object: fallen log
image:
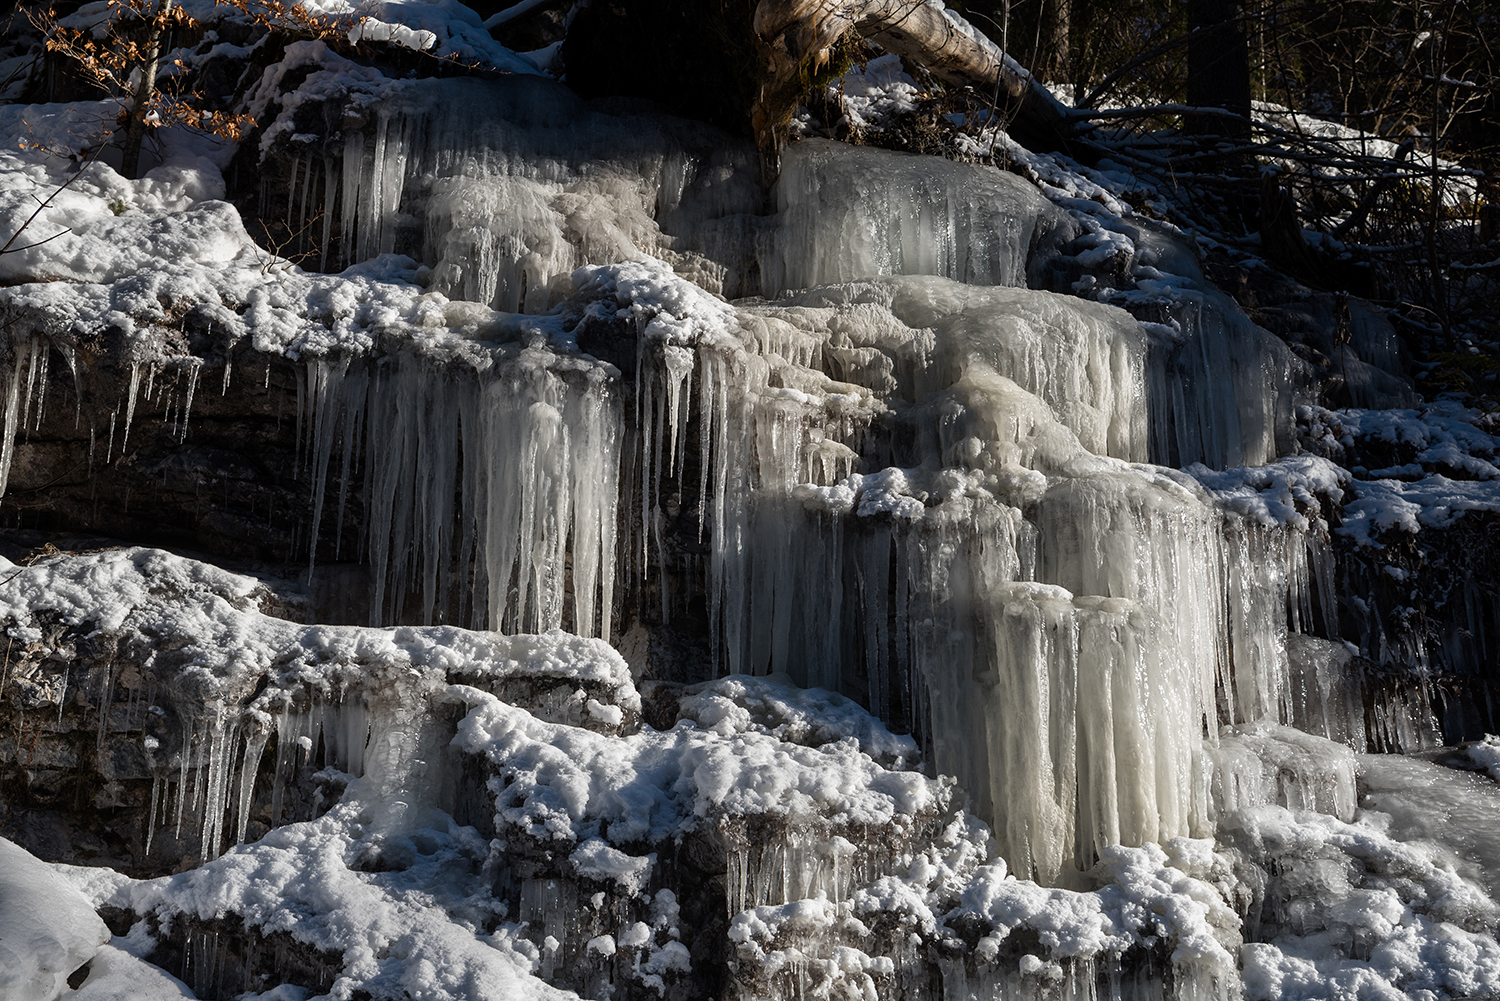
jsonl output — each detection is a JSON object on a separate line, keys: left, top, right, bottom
{"left": 752, "top": 0, "right": 1073, "bottom": 163}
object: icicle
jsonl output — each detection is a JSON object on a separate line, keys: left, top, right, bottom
{"left": 120, "top": 364, "right": 142, "bottom": 452}
{"left": 269, "top": 706, "right": 295, "bottom": 828}
{"left": 233, "top": 728, "right": 270, "bottom": 846}
{"left": 662, "top": 345, "right": 693, "bottom": 476}
{"left": 20, "top": 339, "right": 39, "bottom": 440}
{"left": 95, "top": 662, "right": 115, "bottom": 757}
{"left": 286, "top": 154, "right": 304, "bottom": 225}
{"left": 145, "top": 775, "right": 161, "bottom": 856}
{"left": 179, "top": 362, "right": 200, "bottom": 441}
{"left": 173, "top": 721, "right": 193, "bottom": 841}
{"left": 28, "top": 341, "right": 49, "bottom": 433}
{"left": 197, "top": 715, "right": 233, "bottom": 859}
{"left": 0, "top": 341, "right": 31, "bottom": 496}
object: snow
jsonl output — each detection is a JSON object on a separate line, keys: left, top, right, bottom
{"left": 830, "top": 54, "right": 922, "bottom": 133}
{"left": 1293, "top": 402, "right": 1500, "bottom": 546}
{"left": 1358, "top": 754, "right": 1500, "bottom": 898}
{"left": 1340, "top": 474, "right": 1500, "bottom": 546}
{"left": 68, "top": 798, "right": 577, "bottom": 1001}
{"left": 0, "top": 106, "right": 504, "bottom": 367}
{"left": 254, "top": 0, "right": 541, "bottom": 74}
{"left": 956, "top": 840, "right": 1239, "bottom": 968}
{"left": 1464, "top": 735, "right": 1500, "bottom": 782}
{"left": 1300, "top": 402, "right": 1500, "bottom": 481}
{"left": 451, "top": 685, "right": 944, "bottom": 843}
{"left": 678, "top": 674, "right": 921, "bottom": 768}
{"left": 0, "top": 838, "right": 110, "bottom": 1001}
{"left": 1190, "top": 455, "right": 1349, "bottom": 530}
{"left": 64, "top": 943, "right": 196, "bottom": 1000}
{"left": 0, "top": 547, "right": 636, "bottom": 706}
{"left": 1227, "top": 803, "right": 1500, "bottom": 1001}
{"left": 568, "top": 839, "right": 654, "bottom": 896}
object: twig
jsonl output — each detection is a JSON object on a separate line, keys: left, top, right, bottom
{"left": 0, "top": 142, "right": 104, "bottom": 256}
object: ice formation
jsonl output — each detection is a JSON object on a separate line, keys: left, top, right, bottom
{"left": 578, "top": 258, "right": 1340, "bottom": 885}
{"left": 249, "top": 48, "right": 765, "bottom": 307}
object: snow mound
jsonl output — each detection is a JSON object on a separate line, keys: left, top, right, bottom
{"left": 0, "top": 838, "right": 110, "bottom": 1001}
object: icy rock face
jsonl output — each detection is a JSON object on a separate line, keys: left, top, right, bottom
{"left": 7, "top": 63, "right": 1497, "bottom": 999}
{"left": 1283, "top": 634, "right": 1445, "bottom": 754}
{"left": 761, "top": 139, "right": 1077, "bottom": 296}
{"left": 1124, "top": 228, "right": 1304, "bottom": 470}
{"left": 1298, "top": 402, "right": 1500, "bottom": 691}
{"left": 0, "top": 547, "right": 639, "bottom": 873}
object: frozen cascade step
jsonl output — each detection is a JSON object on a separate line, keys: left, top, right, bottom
{"left": 0, "top": 547, "right": 641, "bottom": 872}
{"left": 1215, "top": 757, "right": 1500, "bottom": 1000}
{"left": 1209, "top": 721, "right": 1359, "bottom": 823}
{"left": 1357, "top": 753, "right": 1500, "bottom": 897}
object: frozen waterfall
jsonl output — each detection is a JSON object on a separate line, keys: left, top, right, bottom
{"left": 259, "top": 72, "right": 1359, "bottom": 889}
{"left": 3, "top": 55, "right": 1483, "bottom": 1001}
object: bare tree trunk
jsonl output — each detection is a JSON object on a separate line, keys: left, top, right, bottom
{"left": 1037, "top": 0, "right": 1069, "bottom": 85}
{"left": 753, "top": 0, "right": 1070, "bottom": 164}
{"left": 120, "top": 0, "right": 171, "bottom": 180}
{"left": 1186, "top": 0, "right": 1250, "bottom": 139}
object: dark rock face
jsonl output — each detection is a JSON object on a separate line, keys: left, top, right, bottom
{"left": 2, "top": 335, "right": 348, "bottom": 569}
{"left": 132, "top": 913, "right": 344, "bottom": 1001}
